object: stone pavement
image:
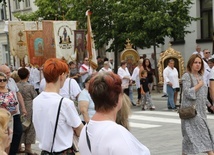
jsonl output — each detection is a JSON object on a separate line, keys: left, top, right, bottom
{"left": 19, "top": 91, "right": 214, "bottom": 155}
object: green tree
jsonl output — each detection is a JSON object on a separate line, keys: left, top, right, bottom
{"left": 66, "top": 0, "right": 197, "bottom": 73}
{"left": 14, "top": 0, "right": 198, "bottom": 74}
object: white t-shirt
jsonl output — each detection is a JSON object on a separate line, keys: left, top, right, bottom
{"left": 79, "top": 120, "right": 150, "bottom": 155}
{"left": 203, "top": 60, "right": 211, "bottom": 86}
{"left": 192, "top": 51, "right": 204, "bottom": 58}
{"left": 59, "top": 78, "right": 81, "bottom": 101}
{"left": 131, "top": 66, "right": 140, "bottom": 88}
{"left": 149, "top": 58, "right": 155, "bottom": 69}
{"left": 117, "top": 67, "right": 131, "bottom": 89}
{"left": 32, "top": 68, "right": 41, "bottom": 89}
{"left": 39, "top": 78, "right": 46, "bottom": 93}
{"left": 209, "top": 67, "right": 214, "bottom": 81}
{"left": 78, "top": 89, "right": 96, "bottom": 121}
{"left": 79, "top": 64, "right": 93, "bottom": 83}
{"left": 33, "top": 92, "right": 82, "bottom": 152}
{"left": 99, "top": 67, "right": 112, "bottom": 73}
{"left": 39, "top": 78, "right": 81, "bottom": 100}
{"left": 163, "top": 66, "right": 179, "bottom": 89}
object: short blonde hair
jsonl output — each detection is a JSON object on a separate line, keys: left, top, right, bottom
{"left": 103, "top": 61, "right": 109, "bottom": 66}
{"left": 0, "top": 109, "right": 11, "bottom": 145}
{"left": 116, "top": 94, "right": 131, "bottom": 130}
{"left": 11, "top": 71, "right": 21, "bottom": 83}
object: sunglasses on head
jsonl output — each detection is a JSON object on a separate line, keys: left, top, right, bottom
{"left": 0, "top": 79, "right": 7, "bottom": 82}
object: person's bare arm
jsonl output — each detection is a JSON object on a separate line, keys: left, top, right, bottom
{"left": 210, "top": 80, "right": 214, "bottom": 102}
{"left": 139, "top": 67, "right": 144, "bottom": 79}
{"left": 140, "top": 85, "right": 145, "bottom": 95}
{"left": 79, "top": 101, "right": 90, "bottom": 123}
{"left": 16, "top": 92, "right": 27, "bottom": 115}
{"left": 73, "top": 123, "right": 84, "bottom": 137}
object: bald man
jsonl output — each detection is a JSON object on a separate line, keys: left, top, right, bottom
{"left": 0, "top": 65, "right": 27, "bottom": 155}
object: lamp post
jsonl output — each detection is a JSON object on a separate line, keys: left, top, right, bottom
{"left": 3, "top": 21, "right": 11, "bottom": 65}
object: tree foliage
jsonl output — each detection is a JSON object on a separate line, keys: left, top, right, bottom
{"left": 14, "top": 0, "right": 198, "bottom": 54}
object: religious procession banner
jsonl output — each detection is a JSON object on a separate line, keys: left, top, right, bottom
{"left": 74, "top": 30, "right": 86, "bottom": 63}
{"left": 25, "top": 30, "right": 46, "bottom": 66}
{"left": 86, "top": 10, "right": 97, "bottom": 69}
{"left": 24, "top": 21, "right": 43, "bottom": 30}
{"left": 8, "top": 21, "right": 43, "bottom": 61}
{"left": 8, "top": 21, "right": 27, "bottom": 59}
{"left": 42, "top": 20, "right": 56, "bottom": 59}
{"left": 53, "top": 21, "right": 77, "bottom": 62}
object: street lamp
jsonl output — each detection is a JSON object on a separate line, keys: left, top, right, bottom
{"left": 3, "top": 21, "right": 11, "bottom": 65}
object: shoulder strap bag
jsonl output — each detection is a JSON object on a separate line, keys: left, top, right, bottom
{"left": 178, "top": 73, "right": 197, "bottom": 119}
{"left": 86, "top": 125, "right": 92, "bottom": 153}
{"left": 50, "top": 97, "right": 64, "bottom": 153}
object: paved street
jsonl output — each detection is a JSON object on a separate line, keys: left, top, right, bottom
{"left": 22, "top": 92, "right": 214, "bottom": 155}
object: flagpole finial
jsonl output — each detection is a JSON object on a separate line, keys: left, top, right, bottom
{"left": 86, "top": 10, "right": 92, "bottom": 16}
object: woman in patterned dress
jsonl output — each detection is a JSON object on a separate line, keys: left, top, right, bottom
{"left": 17, "top": 68, "right": 37, "bottom": 155}
{"left": 181, "top": 54, "right": 214, "bottom": 155}
{"left": 0, "top": 72, "right": 17, "bottom": 154}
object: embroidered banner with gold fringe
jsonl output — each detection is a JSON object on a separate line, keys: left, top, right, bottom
{"left": 8, "top": 21, "right": 27, "bottom": 59}
{"left": 53, "top": 21, "right": 77, "bottom": 62}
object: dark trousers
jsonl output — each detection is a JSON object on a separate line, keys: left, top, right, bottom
{"left": 137, "top": 88, "right": 141, "bottom": 100}
{"left": 9, "top": 114, "right": 23, "bottom": 155}
{"left": 124, "top": 88, "right": 129, "bottom": 96}
{"left": 207, "top": 87, "right": 213, "bottom": 113}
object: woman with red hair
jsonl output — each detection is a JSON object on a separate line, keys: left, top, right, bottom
{"left": 78, "top": 72, "right": 150, "bottom": 155}
{"left": 33, "top": 58, "right": 83, "bottom": 155}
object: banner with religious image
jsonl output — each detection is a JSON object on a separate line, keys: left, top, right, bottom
{"left": 42, "top": 20, "right": 56, "bottom": 59}
{"left": 53, "top": 21, "right": 77, "bottom": 62}
{"left": 74, "top": 30, "right": 86, "bottom": 63}
{"left": 25, "top": 30, "right": 46, "bottom": 66}
{"left": 8, "top": 21, "right": 27, "bottom": 59}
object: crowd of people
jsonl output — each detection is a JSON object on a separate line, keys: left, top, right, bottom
{"left": 0, "top": 45, "right": 214, "bottom": 154}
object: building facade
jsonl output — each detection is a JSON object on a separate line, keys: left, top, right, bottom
{"left": 0, "top": 0, "right": 37, "bottom": 68}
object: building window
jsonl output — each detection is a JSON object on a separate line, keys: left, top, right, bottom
{"left": 14, "top": 0, "right": 20, "bottom": 10}
{"left": 200, "top": 0, "right": 213, "bottom": 39}
{"left": 25, "top": 0, "right": 30, "bottom": 8}
{"left": 3, "top": 45, "right": 9, "bottom": 64}
{"left": 0, "top": 4, "right": 6, "bottom": 20}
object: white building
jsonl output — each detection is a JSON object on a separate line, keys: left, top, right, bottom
{"left": 0, "top": 0, "right": 37, "bottom": 68}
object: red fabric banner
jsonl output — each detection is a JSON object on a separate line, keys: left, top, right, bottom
{"left": 42, "top": 20, "right": 56, "bottom": 59}
{"left": 25, "top": 30, "right": 46, "bottom": 66}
